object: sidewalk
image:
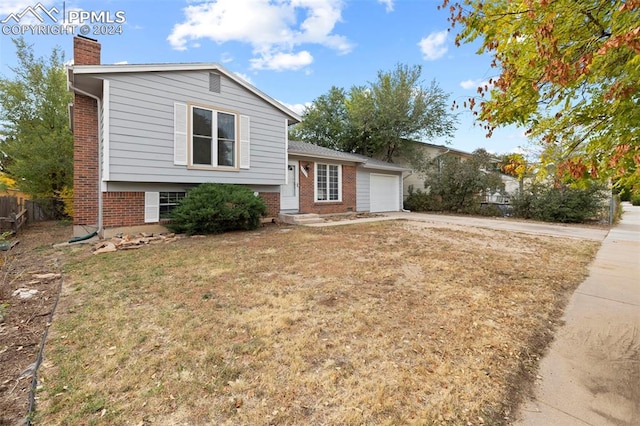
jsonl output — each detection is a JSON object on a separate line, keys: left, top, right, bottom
{"left": 515, "top": 203, "right": 640, "bottom": 425}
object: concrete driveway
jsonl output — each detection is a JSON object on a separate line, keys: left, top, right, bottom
{"left": 309, "top": 211, "right": 610, "bottom": 241}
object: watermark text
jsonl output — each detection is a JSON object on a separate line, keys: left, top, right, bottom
{"left": 1, "top": 2, "right": 126, "bottom": 36}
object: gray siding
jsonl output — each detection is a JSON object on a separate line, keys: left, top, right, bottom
{"left": 356, "top": 168, "right": 370, "bottom": 212}
{"left": 103, "top": 70, "right": 288, "bottom": 185}
{"left": 356, "top": 168, "right": 403, "bottom": 212}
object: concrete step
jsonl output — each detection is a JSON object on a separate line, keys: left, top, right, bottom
{"left": 294, "top": 216, "right": 325, "bottom": 225}
{"left": 278, "top": 213, "right": 324, "bottom": 225}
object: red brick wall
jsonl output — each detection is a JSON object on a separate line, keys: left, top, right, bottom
{"left": 259, "top": 192, "right": 280, "bottom": 217}
{"left": 100, "top": 190, "right": 278, "bottom": 228}
{"left": 73, "top": 36, "right": 102, "bottom": 228}
{"left": 299, "top": 161, "right": 356, "bottom": 214}
{"left": 102, "top": 192, "right": 145, "bottom": 227}
{"left": 74, "top": 36, "right": 101, "bottom": 65}
{"left": 73, "top": 94, "right": 99, "bottom": 226}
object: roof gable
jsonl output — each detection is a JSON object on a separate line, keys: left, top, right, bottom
{"left": 68, "top": 62, "right": 301, "bottom": 124}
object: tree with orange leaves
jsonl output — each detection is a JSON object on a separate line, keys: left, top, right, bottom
{"left": 443, "top": 0, "right": 639, "bottom": 187}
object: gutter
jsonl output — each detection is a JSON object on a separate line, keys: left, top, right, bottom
{"left": 68, "top": 83, "right": 103, "bottom": 237}
{"left": 288, "top": 152, "right": 367, "bottom": 164}
{"left": 361, "top": 163, "right": 411, "bottom": 173}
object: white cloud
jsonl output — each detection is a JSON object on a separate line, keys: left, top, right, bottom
{"left": 460, "top": 79, "right": 493, "bottom": 90}
{"left": 114, "top": 61, "right": 129, "bottom": 65}
{"left": 250, "top": 50, "right": 313, "bottom": 71}
{"left": 167, "top": 0, "right": 352, "bottom": 71}
{"left": 418, "top": 30, "right": 448, "bottom": 61}
{"left": 0, "top": 0, "right": 37, "bottom": 16}
{"left": 233, "top": 71, "right": 253, "bottom": 85}
{"left": 220, "top": 52, "right": 233, "bottom": 63}
{"left": 460, "top": 79, "right": 478, "bottom": 90}
{"left": 282, "top": 101, "right": 312, "bottom": 116}
{"left": 378, "top": 0, "right": 394, "bottom": 12}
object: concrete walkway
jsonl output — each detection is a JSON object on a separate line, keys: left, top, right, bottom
{"left": 515, "top": 203, "right": 640, "bottom": 425}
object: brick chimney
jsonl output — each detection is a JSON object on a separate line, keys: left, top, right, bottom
{"left": 73, "top": 35, "right": 101, "bottom": 65}
{"left": 72, "top": 36, "right": 101, "bottom": 235}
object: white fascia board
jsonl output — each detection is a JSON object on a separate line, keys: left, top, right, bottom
{"left": 361, "top": 163, "right": 412, "bottom": 173}
{"left": 288, "top": 152, "right": 367, "bottom": 164}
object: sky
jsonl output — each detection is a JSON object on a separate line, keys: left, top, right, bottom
{"left": 0, "top": 0, "right": 531, "bottom": 155}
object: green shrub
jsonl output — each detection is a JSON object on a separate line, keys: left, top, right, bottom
{"left": 167, "top": 183, "right": 267, "bottom": 235}
{"left": 403, "top": 186, "right": 442, "bottom": 212}
{"left": 478, "top": 203, "right": 505, "bottom": 217}
{"left": 618, "top": 187, "right": 632, "bottom": 202}
{"left": 631, "top": 194, "right": 640, "bottom": 206}
{"left": 511, "top": 183, "right": 608, "bottom": 223}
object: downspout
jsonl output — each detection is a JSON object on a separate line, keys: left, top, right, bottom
{"left": 401, "top": 170, "right": 413, "bottom": 212}
{"left": 69, "top": 83, "right": 103, "bottom": 237}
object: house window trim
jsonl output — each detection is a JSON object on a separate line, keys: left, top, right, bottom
{"left": 187, "top": 102, "right": 240, "bottom": 171}
{"left": 314, "top": 163, "right": 342, "bottom": 202}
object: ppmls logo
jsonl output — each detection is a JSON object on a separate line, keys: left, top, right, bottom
{"left": 2, "top": 2, "right": 126, "bottom": 36}
{"left": 1, "top": 2, "right": 59, "bottom": 24}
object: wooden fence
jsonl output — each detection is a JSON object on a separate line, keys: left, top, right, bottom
{"left": 0, "top": 196, "right": 50, "bottom": 234}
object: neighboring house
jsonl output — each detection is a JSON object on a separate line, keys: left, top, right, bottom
{"left": 285, "top": 141, "right": 409, "bottom": 215}
{"left": 397, "top": 140, "right": 472, "bottom": 199}
{"left": 398, "top": 140, "right": 519, "bottom": 204}
{"left": 68, "top": 36, "right": 407, "bottom": 238}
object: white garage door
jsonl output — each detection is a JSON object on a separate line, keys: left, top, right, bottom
{"left": 370, "top": 174, "right": 400, "bottom": 212}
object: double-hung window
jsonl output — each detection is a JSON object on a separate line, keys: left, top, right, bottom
{"left": 316, "top": 163, "right": 341, "bottom": 202}
{"left": 192, "top": 106, "right": 236, "bottom": 167}
{"left": 159, "top": 192, "right": 186, "bottom": 219}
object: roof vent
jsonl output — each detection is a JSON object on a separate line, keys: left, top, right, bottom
{"left": 209, "top": 72, "right": 221, "bottom": 93}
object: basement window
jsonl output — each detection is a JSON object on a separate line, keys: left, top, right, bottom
{"left": 159, "top": 192, "right": 186, "bottom": 219}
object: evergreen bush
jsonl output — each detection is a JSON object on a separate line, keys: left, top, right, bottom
{"left": 510, "top": 183, "right": 608, "bottom": 223}
{"left": 167, "top": 183, "right": 266, "bottom": 235}
{"left": 404, "top": 186, "right": 442, "bottom": 212}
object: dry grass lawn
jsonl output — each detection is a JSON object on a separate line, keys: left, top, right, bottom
{"left": 35, "top": 221, "right": 598, "bottom": 425}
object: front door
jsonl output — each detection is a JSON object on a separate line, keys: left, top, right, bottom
{"left": 280, "top": 160, "right": 299, "bottom": 211}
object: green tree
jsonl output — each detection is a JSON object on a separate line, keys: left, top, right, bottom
{"left": 289, "top": 86, "right": 356, "bottom": 151}
{"left": 443, "top": 0, "right": 639, "bottom": 187}
{"left": 290, "top": 63, "right": 457, "bottom": 164}
{"left": 0, "top": 38, "right": 73, "bottom": 212}
{"left": 406, "top": 148, "right": 504, "bottom": 213}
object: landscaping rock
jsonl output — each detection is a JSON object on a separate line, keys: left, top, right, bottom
{"left": 93, "top": 242, "right": 117, "bottom": 255}
{"left": 12, "top": 288, "right": 38, "bottom": 299}
{"left": 91, "top": 232, "right": 181, "bottom": 254}
{"left": 32, "top": 273, "right": 61, "bottom": 280}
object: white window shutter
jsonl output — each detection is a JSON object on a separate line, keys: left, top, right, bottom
{"left": 174, "top": 103, "right": 187, "bottom": 165}
{"left": 239, "top": 115, "right": 250, "bottom": 169}
{"left": 144, "top": 192, "right": 160, "bottom": 223}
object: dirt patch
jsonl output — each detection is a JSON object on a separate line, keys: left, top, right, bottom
{"left": 0, "top": 221, "right": 73, "bottom": 425}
